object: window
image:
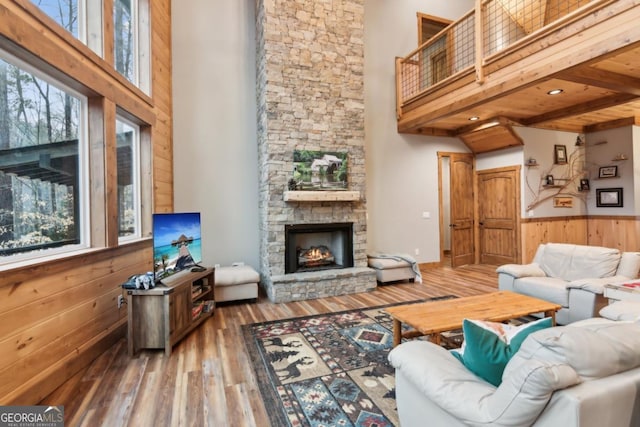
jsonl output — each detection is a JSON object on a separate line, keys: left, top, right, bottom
{"left": 30, "top": 0, "right": 82, "bottom": 39}
{"left": 116, "top": 117, "right": 140, "bottom": 240}
{"left": 0, "top": 52, "right": 87, "bottom": 263}
{"left": 114, "top": 0, "right": 137, "bottom": 85}
{"left": 32, "top": 0, "right": 150, "bottom": 93}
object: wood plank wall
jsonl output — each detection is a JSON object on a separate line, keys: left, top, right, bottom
{"left": 521, "top": 216, "right": 588, "bottom": 263}
{"left": 521, "top": 216, "right": 640, "bottom": 263}
{"left": 0, "top": 0, "right": 172, "bottom": 404}
{"left": 587, "top": 216, "right": 640, "bottom": 252}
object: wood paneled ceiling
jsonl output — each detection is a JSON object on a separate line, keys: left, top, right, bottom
{"left": 397, "top": 2, "right": 640, "bottom": 153}
{"left": 402, "top": 46, "right": 640, "bottom": 133}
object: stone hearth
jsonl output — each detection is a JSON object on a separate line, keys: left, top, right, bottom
{"left": 256, "top": 0, "right": 376, "bottom": 303}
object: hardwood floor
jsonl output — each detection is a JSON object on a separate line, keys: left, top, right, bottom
{"left": 41, "top": 263, "right": 498, "bottom": 426}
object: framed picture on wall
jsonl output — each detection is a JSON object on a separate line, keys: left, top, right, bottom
{"left": 596, "top": 187, "right": 623, "bottom": 207}
{"left": 579, "top": 179, "right": 590, "bottom": 191}
{"left": 554, "top": 144, "right": 567, "bottom": 164}
{"left": 553, "top": 196, "right": 573, "bottom": 208}
{"left": 598, "top": 166, "right": 617, "bottom": 178}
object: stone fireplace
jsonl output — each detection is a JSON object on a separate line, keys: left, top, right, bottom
{"left": 256, "top": 0, "right": 376, "bottom": 303}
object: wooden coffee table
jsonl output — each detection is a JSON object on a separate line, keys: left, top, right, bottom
{"left": 385, "top": 291, "right": 561, "bottom": 347}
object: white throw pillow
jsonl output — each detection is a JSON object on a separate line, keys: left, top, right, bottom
{"left": 505, "top": 321, "right": 640, "bottom": 380}
{"left": 599, "top": 301, "right": 640, "bottom": 321}
{"left": 616, "top": 252, "right": 640, "bottom": 278}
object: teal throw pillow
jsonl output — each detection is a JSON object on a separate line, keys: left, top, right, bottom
{"left": 453, "top": 317, "right": 553, "bottom": 386}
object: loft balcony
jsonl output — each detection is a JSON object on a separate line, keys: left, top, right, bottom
{"left": 395, "top": 0, "right": 640, "bottom": 153}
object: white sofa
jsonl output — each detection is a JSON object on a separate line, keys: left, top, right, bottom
{"left": 497, "top": 243, "right": 640, "bottom": 324}
{"left": 389, "top": 318, "right": 640, "bottom": 427}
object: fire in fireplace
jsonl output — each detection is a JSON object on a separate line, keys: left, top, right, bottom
{"left": 298, "top": 245, "right": 335, "bottom": 268}
{"left": 285, "top": 223, "right": 354, "bottom": 274}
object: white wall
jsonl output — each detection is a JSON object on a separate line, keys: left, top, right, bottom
{"left": 476, "top": 146, "right": 523, "bottom": 171}
{"left": 516, "top": 127, "right": 587, "bottom": 218}
{"left": 172, "top": 1, "right": 260, "bottom": 268}
{"left": 586, "top": 127, "right": 635, "bottom": 215}
{"left": 171, "top": 0, "right": 475, "bottom": 267}
{"left": 364, "top": 0, "right": 473, "bottom": 263}
{"left": 171, "top": 1, "right": 635, "bottom": 269}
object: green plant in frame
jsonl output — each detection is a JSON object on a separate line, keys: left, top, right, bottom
{"left": 292, "top": 150, "right": 348, "bottom": 190}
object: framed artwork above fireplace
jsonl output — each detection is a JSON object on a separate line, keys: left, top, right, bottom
{"left": 292, "top": 150, "right": 348, "bottom": 191}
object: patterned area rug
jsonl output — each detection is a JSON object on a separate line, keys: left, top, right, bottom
{"left": 242, "top": 297, "right": 455, "bottom": 427}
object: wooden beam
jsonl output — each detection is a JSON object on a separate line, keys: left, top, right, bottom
{"left": 521, "top": 93, "right": 639, "bottom": 126}
{"left": 88, "top": 97, "right": 108, "bottom": 248}
{"left": 584, "top": 116, "right": 638, "bottom": 133}
{"left": 454, "top": 116, "right": 522, "bottom": 135}
{"left": 399, "top": 126, "right": 455, "bottom": 137}
{"left": 283, "top": 191, "right": 361, "bottom": 202}
{"left": 104, "top": 100, "right": 119, "bottom": 248}
{"left": 556, "top": 68, "right": 640, "bottom": 96}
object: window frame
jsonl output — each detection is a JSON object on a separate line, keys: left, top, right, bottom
{"left": 0, "top": 1, "right": 154, "bottom": 273}
{"left": 417, "top": 13, "right": 452, "bottom": 45}
{"left": 116, "top": 114, "right": 141, "bottom": 243}
{"left": 0, "top": 48, "right": 90, "bottom": 266}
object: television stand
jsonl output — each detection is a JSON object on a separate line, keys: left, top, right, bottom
{"left": 126, "top": 267, "right": 215, "bottom": 356}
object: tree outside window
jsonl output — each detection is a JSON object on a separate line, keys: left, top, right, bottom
{"left": 0, "top": 55, "right": 85, "bottom": 261}
{"left": 115, "top": 0, "right": 136, "bottom": 84}
{"left": 31, "top": 0, "right": 80, "bottom": 38}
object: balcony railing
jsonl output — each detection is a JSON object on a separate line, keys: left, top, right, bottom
{"left": 396, "top": 0, "right": 600, "bottom": 113}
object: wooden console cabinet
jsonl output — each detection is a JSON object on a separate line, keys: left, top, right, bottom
{"left": 126, "top": 267, "right": 215, "bottom": 356}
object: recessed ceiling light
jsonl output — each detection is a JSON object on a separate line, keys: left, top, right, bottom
{"left": 547, "top": 89, "right": 563, "bottom": 95}
{"left": 469, "top": 116, "right": 479, "bottom": 121}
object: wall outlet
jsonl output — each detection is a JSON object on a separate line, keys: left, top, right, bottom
{"left": 414, "top": 248, "right": 420, "bottom": 255}
{"left": 117, "top": 294, "right": 124, "bottom": 309}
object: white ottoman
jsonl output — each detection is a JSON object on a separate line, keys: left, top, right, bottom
{"left": 367, "top": 255, "right": 417, "bottom": 284}
{"left": 214, "top": 265, "right": 259, "bottom": 303}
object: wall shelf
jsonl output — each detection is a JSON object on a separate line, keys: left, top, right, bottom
{"left": 284, "top": 190, "right": 360, "bottom": 202}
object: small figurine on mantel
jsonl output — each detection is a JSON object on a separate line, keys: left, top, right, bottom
{"left": 288, "top": 178, "right": 298, "bottom": 191}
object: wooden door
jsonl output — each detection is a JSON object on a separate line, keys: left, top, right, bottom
{"left": 169, "top": 283, "right": 191, "bottom": 340}
{"left": 477, "top": 167, "right": 521, "bottom": 265}
{"left": 449, "top": 153, "right": 475, "bottom": 267}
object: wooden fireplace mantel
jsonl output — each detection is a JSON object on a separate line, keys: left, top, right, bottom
{"left": 283, "top": 190, "right": 361, "bottom": 202}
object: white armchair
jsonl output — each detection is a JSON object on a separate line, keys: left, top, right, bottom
{"left": 497, "top": 243, "right": 640, "bottom": 324}
{"left": 389, "top": 319, "right": 640, "bottom": 427}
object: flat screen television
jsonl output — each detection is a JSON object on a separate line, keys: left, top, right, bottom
{"left": 152, "top": 212, "right": 202, "bottom": 281}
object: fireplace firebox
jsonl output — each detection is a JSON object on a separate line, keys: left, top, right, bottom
{"left": 285, "top": 223, "right": 354, "bottom": 274}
